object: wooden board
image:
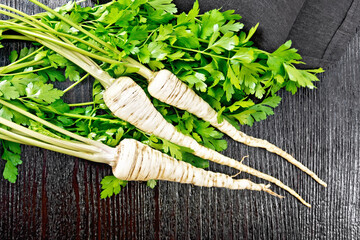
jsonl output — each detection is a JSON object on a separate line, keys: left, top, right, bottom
{"left": 0, "top": 0, "right": 359, "bottom": 239}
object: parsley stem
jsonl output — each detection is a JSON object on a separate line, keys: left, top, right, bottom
{"left": 18, "top": 30, "right": 120, "bottom": 65}
{"left": 139, "top": 27, "right": 159, "bottom": 48}
{"left": 0, "top": 65, "right": 52, "bottom": 76}
{"left": 0, "top": 133, "right": 22, "bottom": 144}
{"left": 2, "top": 45, "right": 44, "bottom": 70}
{"left": 0, "top": 9, "right": 119, "bottom": 68}
{"left": 0, "top": 34, "right": 31, "bottom": 41}
{"left": 0, "top": 6, "right": 54, "bottom": 35}
{"left": 0, "top": 117, "right": 100, "bottom": 154}
{"left": 171, "top": 45, "right": 230, "bottom": 60}
{"left": 63, "top": 73, "right": 90, "bottom": 94}
{"left": 2, "top": 1, "right": 153, "bottom": 81}
{"left": 19, "top": 99, "right": 128, "bottom": 126}
{"left": 1, "top": 22, "right": 109, "bottom": 55}
{"left": 28, "top": 0, "right": 119, "bottom": 54}
{"left": 62, "top": 113, "right": 128, "bottom": 125}
{"left": 0, "top": 60, "right": 45, "bottom": 74}
{"left": 67, "top": 102, "right": 95, "bottom": 107}
{"left": 0, "top": 99, "right": 109, "bottom": 150}
{"left": 0, "top": 119, "right": 106, "bottom": 163}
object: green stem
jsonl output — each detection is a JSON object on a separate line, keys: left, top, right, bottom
{"left": 68, "top": 102, "right": 95, "bottom": 107}
{"left": 28, "top": 0, "right": 119, "bottom": 54}
{"left": 0, "top": 65, "right": 52, "bottom": 76}
{"left": 0, "top": 133, "right": 22, "bottom": 144}
{"left": 0, "top": 60, "right": 45, "bottom": 74}
{"left": 62, "top": 113, "right": 128, "bottom": 125}
{"left": 1, "top": 2, "right": 153, "bottom": 82}
{"left": 19, "top": 99, "right": 128, "bottom": 125}
{"left": 1, "top": 22, "right": 109, "bottom": 55}
{"left": 0, "top": 45, "right": 44, "bottom": 70}
{"left": 171, "top": 45, "right": 232, "bottom": 61}
{"left": 0, "top": 99, "right": 110, "bottom": 150}
{"left": 0, "top": 116, "right": 100, "bottom": 154}
{"left": 0, "top": 3, "right": 71, "bottom": 47}
{"left": 0, "top": 8, "right": 46, "bottom": 33}
{"left": 16, "top": 29, "right": 119, "bottom": 65}
{"left": 63, "top": 73, "right": 90, "bottom": 94}
{"left": 0, "top": 34, "right": 32, "bottom": 41}
{"left": 0, "top": 10, "right": 118, "bottom": 70}
{"left": 0, "top": 124, "right": 104, "bottom": 163}
{"left": 39, "top": 39, "right": 115, "bottom": 88}
{"left": 9, "top": 0, "right": 86, "bottom": 22}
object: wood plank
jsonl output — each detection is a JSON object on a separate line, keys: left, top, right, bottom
{"left": 0, "top": 0, "right": 359, "bottom": 239}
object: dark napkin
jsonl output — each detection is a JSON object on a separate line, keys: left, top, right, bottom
{"left": 174, "top": 0, "right": 360, "bottom": 68}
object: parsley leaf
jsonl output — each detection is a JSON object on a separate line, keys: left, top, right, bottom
{"left": 25, "top": 81, "right": 64, "bottom": 103}
{"left": 148, "top": 0, "right": 177, "bottom": 14}
{"left": 1, "top": 140, "right": 22, "bottom": 183}
{"left": 147, "top": 179, "right": 157, "bottom": 189}
{"left": 0, "top": 81, "right": 20, "bottom": 100}
{"left": 100, "top": 175, "right": 127, "bottom": 199}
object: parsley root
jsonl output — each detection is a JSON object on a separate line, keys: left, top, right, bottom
{"left": 149, "top": 69, "right": 327, "bottom": 187}
{"left": 0, "top": 101, "right": 281, "bottom": 199}
{"left": 113, "top": 138, "right": 280, "bottom": 197}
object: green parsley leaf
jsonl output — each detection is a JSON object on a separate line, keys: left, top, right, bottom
{"left": 39, "top": 68, "right": 66, "bottom": 82}
{"left": 100, "top": 175, "right": 127, "bottom": 199}
{"left": 9, "top": 50, "right": 18, "bottom": 63}
{"left": 2, "top": 140, "right": 22, "bottom": 183}
{"left": 148, "top": 0, "right": 177, "bottom": 14}
{"left": 3, "top": 161, "right": 18, "bottom": 183}
{"left": 228, "top": 98, "right": 255, "bottom": 112}
{"left": 25, "top": 81, "right": 64, "bottom": 103}
{"left": 65, "top": 65, "right": 80, "bottom": 82}
{"left": 48, "top": 54, "right": 68, "bottom": 68}
{"left": 208, "top": 32, "right": 239, "bottom": 53}
{"left": 200, "top": 10, "right": 225, "bottom": 39}
{"left": 0, "top": 80, "right": 20, "bottom": 100}
{"left": 147, "top": 179, "right": 157, "bottom": 189}
{"left": 0, "top": 106, "right": 13, "bottom": 121}
{"left": 181, "top": 72, "right": 207, "bottom": 92}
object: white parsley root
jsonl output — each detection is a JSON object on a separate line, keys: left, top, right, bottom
{"left": 0, "top": 103, "right": 281, "bottom": 199}
{"left": 113, "top": 138, "right": 280, "bottom": 197}
{"left": 148, "top": 69, "right": 327, "bottom": 187}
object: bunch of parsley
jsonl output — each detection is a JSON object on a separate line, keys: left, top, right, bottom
{"left": 0, "top": 0, "right": 322, "bottom": 197}
{"left": 40, "top": 0, "right": 322, "bottom": 128}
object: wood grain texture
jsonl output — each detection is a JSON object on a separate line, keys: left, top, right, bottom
{"left": 0, "top": 0, "right": 359, "bottom": 239}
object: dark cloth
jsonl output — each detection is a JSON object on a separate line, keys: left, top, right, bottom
{"left": 174, "top": 0, "right": 360, "bottom": 68}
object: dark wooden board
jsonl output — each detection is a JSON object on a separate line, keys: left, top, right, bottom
{"left": 0, "top": 0, "right": 359, "bottom": 239}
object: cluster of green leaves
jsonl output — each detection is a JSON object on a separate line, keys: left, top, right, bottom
{"left": 0, "top": 47, "right": 68, "bottom": 182}
{"left": 47, "top": 0, "right": 323, "bottom": 128}
{"left": 131, "top": 1, "right": 324, "bottom": 127}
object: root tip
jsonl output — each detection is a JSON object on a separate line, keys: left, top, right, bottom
{"left": 261, "top": 184, "right": 284, "bottom": 199}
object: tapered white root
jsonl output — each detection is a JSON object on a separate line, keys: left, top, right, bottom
{"left": 112, "top": 138, "right": 281, "bottom": 197}
{"left": 104, "top": 77, "right": 310, "bottom": 207}
{"left": 148, "top": 69, "right": 326, "bottom": 187}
